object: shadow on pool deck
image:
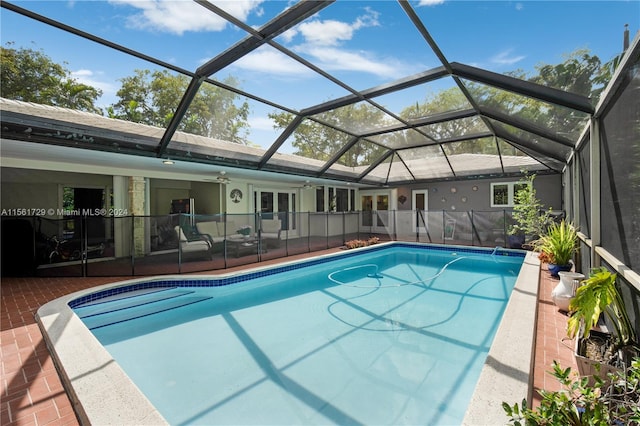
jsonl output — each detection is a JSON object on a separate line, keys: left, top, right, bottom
{"left": 0, "top": 248, "right": 577, "bottom": 425}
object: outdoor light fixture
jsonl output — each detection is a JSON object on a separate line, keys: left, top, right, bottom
{"left": 217, "top": 170, "right": 230, "bottom": 184}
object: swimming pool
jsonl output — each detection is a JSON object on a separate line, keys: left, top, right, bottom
{"left": 37, "top": 243, "right": 540, "bottom": 425}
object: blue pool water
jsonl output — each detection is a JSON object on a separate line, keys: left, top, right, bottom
{"left": 71, "top": 244, "right": 524, "bottom": 425}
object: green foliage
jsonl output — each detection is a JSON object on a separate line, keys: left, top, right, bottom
{"left": 504, "top": 359, "right": 640, "bottom": 425}
{"left": 269, "top": 103, "right": 387, "bottom": 165}
{"left": 509, "top": 172, "right": 551, "bottom": 238}
{"left": 531, "top": 49, "right": 601, "bottom": 97}
{"left": 535, "top": 220, "right": 578, "bottom": 266}
{"left": 107, "top": 70, "right": 250, "bottom": 144}
{"left": 568, "top": 267, "right": 637, "bottom": 350}
{"left": 1, "top": 43, "right": 102, "bottom": 113}
{"left": 62, "top": 187, "right": 74, "bottom": 211}
{"left": 2, "top": 41, "right": 622, "bottom": 155}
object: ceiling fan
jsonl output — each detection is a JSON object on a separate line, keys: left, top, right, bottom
{"left": 216, "top": 171, "right": 231, "bottom": 184}
{"left": 293, "top": 180, "right": 318, "bottom": 190}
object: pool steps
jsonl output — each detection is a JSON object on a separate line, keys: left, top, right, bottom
{"left": 74, "top": 287, "right": 212, "bottom": 329}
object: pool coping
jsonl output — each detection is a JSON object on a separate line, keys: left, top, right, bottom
{"left": 462, "top": 249, "right": 540, "bottom": 425}
{"left": 36, "top": 243, "right": 539, "bottom": 425}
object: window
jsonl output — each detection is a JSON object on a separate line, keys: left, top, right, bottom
{"left": 315, "top": 187, "right": 324, "bottom": 212}
{"left": 491, "top": 182, "right": 529, "bottom": 207}
{"left": 317, "top": 186, "right": 353, "bottom": 212}
{"left": 336, "top": 188, "right": 348, "bottom": 212}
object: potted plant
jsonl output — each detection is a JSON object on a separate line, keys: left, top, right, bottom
{"left": 535, "top": 220, "right": 578, "bottom": 277}
{"left": 508, "top": 171, "right": 552, "bottom": 249}
{"left": 237, "top": 225, "right": 252, "bottom": 237}
{"left": 567, "top": 267, "right": 639, "bottom": 380}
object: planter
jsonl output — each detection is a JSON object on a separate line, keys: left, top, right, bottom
{"left": 573, "top": 327, "right": 639, "bottom": 385}
{"left": 574, "top": 329, "right": 621, "bottom": 385}
{"left": 552, "top": 271, "right": 584, "bottom": 312}
{"left": 548, "top": 263, "right": 572, "bottom": 278}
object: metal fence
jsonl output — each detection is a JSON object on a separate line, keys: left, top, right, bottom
{"left": 1, "top": 209, "right": 517, "bottom": 277}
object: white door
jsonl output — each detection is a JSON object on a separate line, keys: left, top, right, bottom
{"left": 412, "top": 189, "right": 429, "bottom": 234}
{"left": 256, "top": 189, "right": 297, "bottom": 234}
{"left": 360, "top": 192, "right": 390, "bottom": 234}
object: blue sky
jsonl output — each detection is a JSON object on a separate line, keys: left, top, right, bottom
{"left": 2, "top": 0, "right": 638, "bottom": 150}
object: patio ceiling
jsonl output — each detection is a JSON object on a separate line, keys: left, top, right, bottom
{"left": 0, "top": 0, "right": 599, "bottom": 186}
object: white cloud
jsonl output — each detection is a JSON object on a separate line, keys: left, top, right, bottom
{"left": 71, "top": 69, "right": 118, "bottom": 106}
{"left": 300, "top": 46, "right": 401, "bottom": 78}
{"left": 109, "top": 0, "right": 263, "bottom": 35}
{"left": 233, "top": 49, "right": 312, "bottom": 76}
{"left": 294, "top": 7, "right": 380, "bottom": 47}
{"left": 515, "top": 3, "right": 524, "bottom": 11}
{"left": 262, "top": 8, "right": 408, "bottom": 79}
{"left": 417, "top": 0, "right": 445, "bottom": 6}
{"left": 296, "top": 19, "right": 357, "bottom": 47}
{"left": 72, "top": 69, "right": 116, "bottom": 94}
{"left": 249, "top": 115, "right": 276, "bottom": 131}
{"left": 491, "top": 49, "right": 526, "bottom": 66}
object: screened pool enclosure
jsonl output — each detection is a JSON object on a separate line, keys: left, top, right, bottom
{"left": 1, "top": 0, "right": 610, "bottom": 184}
{"left": 0, "top": 1, "right": 638, "bottom": 297}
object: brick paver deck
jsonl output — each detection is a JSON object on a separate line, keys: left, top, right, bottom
{"left": 1, "top": 256, "right": 577, "bottom": 425}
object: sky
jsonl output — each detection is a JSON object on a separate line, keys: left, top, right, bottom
{"left": 1, "top": 0, "right": 639, "bottom": 151}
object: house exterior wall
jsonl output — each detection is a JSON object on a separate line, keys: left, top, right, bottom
{"left": 398, "top": 174, "right": 563, "bottom": 213}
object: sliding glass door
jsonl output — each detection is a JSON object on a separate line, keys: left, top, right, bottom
{"left": 361, "top": 193, "right": 389, "bottom": 232}
{"left": 257, "top": 190, "right": 296, "bottom": 232}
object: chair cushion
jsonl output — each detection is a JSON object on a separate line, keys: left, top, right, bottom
{"left": 262, "top": 219, "right": 281, "bottom": 233}
{"left": 196, "top": 221, "right": 219, "bottom": 237}
{"left": 217, "top": 221, "right": 238, "bottom": 236}
{"left": 181, "top": 240, "right": 210, "bottom": 252}
{"left": 175, "top": 226, "right": 188, "bottom": 242}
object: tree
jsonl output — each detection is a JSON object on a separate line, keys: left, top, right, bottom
{"left": 397, "top": 89, "right": 493, "bottom": 156}
{"left": 509, "top": 171, "right": 551, "bottom": 238}
{"left": 532, "top": 49, "right": 602, "bottom": 96}
{"left": 270, "top": 103, "right": 389, "bottom": 166}
{"left": 107, "top": 70, "right": 250, "bottom": 144}
{"left": 1, "top": 43, "right": 102, "bottom": 113}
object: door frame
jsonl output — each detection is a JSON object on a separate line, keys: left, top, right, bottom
{"left": 254, "top": 188, "right": 298, "bottom": 235}
{"left": 412, "top": 189, "right": 429, "bottom": 234}
{"left": 359, "top": 190, "right": 393, "bottom": 234}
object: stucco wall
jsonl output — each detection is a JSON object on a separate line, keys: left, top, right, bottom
{"left": 398, "top": 174, "right": 563, "bottom": 213}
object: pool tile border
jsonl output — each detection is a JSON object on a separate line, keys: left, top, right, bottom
{"left": 69, "top": 242, "right": 525, "bottom": 308}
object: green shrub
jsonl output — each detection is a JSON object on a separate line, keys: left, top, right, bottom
{"left": 504, "top": 359, "right": 640, "bottom": 425}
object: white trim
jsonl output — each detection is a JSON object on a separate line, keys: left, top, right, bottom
{"left": 596, "top": 247, "right": 640, "bottom": 291}
{"left": 490, "top": 181, "right": 526, "bottom": 207}
{"left": 577, "top": 233, "right": 639, "bottom": 291}
{"left": 412, "top": 189, "right": 429, "bottom": 234}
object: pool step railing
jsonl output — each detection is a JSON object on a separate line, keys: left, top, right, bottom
{"left": 73, "top": 287, "right": 212, "bottom": 330}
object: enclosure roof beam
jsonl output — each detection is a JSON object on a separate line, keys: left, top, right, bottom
{"left": 300, "top": 66, "right": 449, "bottom": 116}
{"left": 450, "top": 62, "right": 594, "bottom": 114}
{"left": 478, "top": 106, "right": 576, "bottom": 148}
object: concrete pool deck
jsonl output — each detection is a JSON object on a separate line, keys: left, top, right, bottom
{"left": 2, "top": 247, "right": 578, "bottom": 425}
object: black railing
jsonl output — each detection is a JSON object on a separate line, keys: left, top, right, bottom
{"left": 1, "top": 209, "right": 516, "bottom": 277}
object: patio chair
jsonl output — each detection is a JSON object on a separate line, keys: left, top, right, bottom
{"left": 174, "top": 226, "right": 212, "bottom": 260}
{"left": 260, "top": 218, "right": 282, "bottom": 248}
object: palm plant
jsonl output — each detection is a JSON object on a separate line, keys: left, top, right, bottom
{"left": 535, "top": 220, "right": 578, "bottom": 266}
